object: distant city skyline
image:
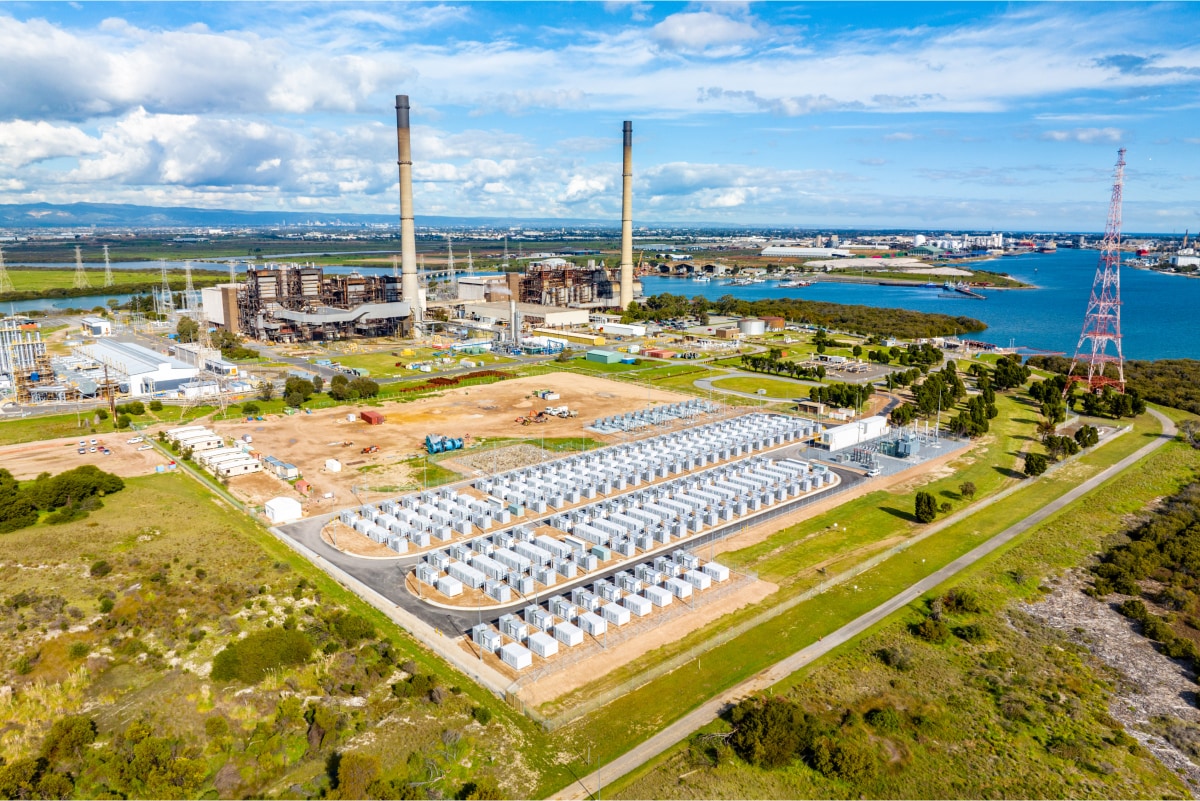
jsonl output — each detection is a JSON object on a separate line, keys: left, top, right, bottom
{"left": 2, "top": 2, "right": 1199, "bottom": 232}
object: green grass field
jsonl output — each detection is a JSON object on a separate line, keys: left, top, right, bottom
{"left": 4, "top": 267, "right": 225, "bottom": 293}
{"left": 710, "top": 375, "right": 813, "bottom": 399}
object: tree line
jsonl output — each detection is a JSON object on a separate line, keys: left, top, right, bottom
{"left": 1027, "top": 355, "right": 1197, "bottom": 415}
{"left": 0, "top": 465, "right": 126, "bottom": 533}
{"left": 622, "top": 293, "right": 985, "bottom": 339}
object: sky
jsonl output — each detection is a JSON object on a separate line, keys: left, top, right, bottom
{"left": 2, "top": 1, "right": 1199, "bottom": 232}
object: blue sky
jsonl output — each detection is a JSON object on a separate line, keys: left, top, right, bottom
{"left": 1, "top": 1, "right": 1199, "bottom": 231}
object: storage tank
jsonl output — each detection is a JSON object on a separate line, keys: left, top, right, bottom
{"left": 738, "top": 318, "right": 766, "bottom": 336}
{"left": 760, "top": 316, "right": 786, "bottom": 330}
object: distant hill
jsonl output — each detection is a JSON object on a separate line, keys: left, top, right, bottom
{"left": 0, "top": 202, "right": 617, "bottom": 229}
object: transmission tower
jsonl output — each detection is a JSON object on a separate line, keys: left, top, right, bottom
{"left": 102, "top": 244, "right": 114, "bottom": 287}
{"left": 466, "top": 250, "right": 474, "bottom": 276}
{"left": 183, "top": 260, "right": 197, "bottom": 313}
{"left": 0, "top": 246, "right": 14, "bottom": 293}
{"left": 73, "top": 246, "right": 91, "bottom": 289}
{"left": 157, "top": 260, "right": 174, "bottom": 315}
{"left": 446, "top": 237, "right": 456, "bottom": 295}
{"left": 228, "top": 260, "right": 237, "bottom": 284}
{"left": 1068, "top": 148, "right": 1127, "bottom": 394}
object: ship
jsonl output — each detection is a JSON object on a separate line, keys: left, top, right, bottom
{"left": 691, "top": 275, "right": 711, "bottom": 283}
{"left": 779, "top": 279, "right": 811, "bottom": 288}
{"left": 937, "top": 280, "right": 986, "bottom": 300}
{"left": 1038, "top": 241, "right": 1057, "bottom": 253}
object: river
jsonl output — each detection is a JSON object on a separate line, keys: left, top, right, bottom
{"left": 643, "top": 248, "right": 1200, "bottom": 360}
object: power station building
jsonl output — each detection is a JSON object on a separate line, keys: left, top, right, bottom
{"left": 77, "top": 340, "right": 200, "bottom": 396}
{"left": 207, "top": 265, "right": 415, "bottom": 343}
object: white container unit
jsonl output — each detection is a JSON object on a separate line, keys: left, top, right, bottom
{"left": 663, "top": 577, "right": 693, "bottom": 599}
{"left": 601, "top": 602, "right": 631, "bottom": 626}
{"left": 684, "top": 569, "right": 712, "bottom": 590}
{"left": 642, "top": 585, "right": 673, "bottom": 607}
{"left": 623, "top": 594, "right": 653, "bottom": 617}
{"left": 578, "top": 611, "right": 607, "bottom": 636}
{"left": 499, "top": 642, "right": 533, "bottom": 670}
{"left": 436, "top": 575, "right": 464, "bottom": 597}
{"left": 702, "top": 562, "right": 731, "bottom": 582}
{"left": 527, "top": 631, "right": 559, "bottom": 659}
{"left": 554, "top": 621, "right": 584, "bottom": 647}
{"left": 447, "top": 561, "right": 486, "bottom": 589}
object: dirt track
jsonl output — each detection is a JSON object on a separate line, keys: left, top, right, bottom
{"left": 212, "top": 372, "right": 691, "bottom": 508}
{"left": 0, "top": 435, "right": 167, "bottom": 481}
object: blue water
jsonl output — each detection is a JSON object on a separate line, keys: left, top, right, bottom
{"left": 643, "top": 249, "right": 1200, "bottom": 361}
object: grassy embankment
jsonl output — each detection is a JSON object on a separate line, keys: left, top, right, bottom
{"left": 0, "top": 267, "right": 225, "bottom": 302}
{"left": 0, "top": 471, "right": 569, "bottom": 798}
{"left": 611, "top": 414, "right": 1200, "bottom": 799}
{"left": 709, "top": 376, "right": 815, "bottom": 399}
{"left": 536, "top": 399, "right": 1174, "bottom": 792}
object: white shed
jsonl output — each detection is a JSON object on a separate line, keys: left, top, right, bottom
{"left": 325, "top": 458, "right": 342, "bottom": 472}
{"left": 264, "top": 497, "right": 303, "bottom": 525}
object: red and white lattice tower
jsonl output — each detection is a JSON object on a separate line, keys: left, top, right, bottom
{"left": 1068, "top": 148, "right": 1127, "bottom": 393}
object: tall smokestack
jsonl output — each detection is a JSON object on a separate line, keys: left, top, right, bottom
{"left": 618, "top": 121, "right": 634, "bottom": 310}
{"left": 396, "top": 95, "right": 423, "bottom": 321}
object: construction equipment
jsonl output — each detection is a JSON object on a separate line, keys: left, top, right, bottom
{"left": 361, "top": 445, "right": 379, "bottom": 454}
{"left": 425, "top": 434, "right": 464, "bottom": 454}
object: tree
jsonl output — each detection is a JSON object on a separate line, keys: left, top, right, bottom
{"left": 40, "top": 716, "right": 97, "bottom": 764}
{"left": 312, "top": 374, "right": 324, "bottom": 393}
{"left": 175, "top": 317, "right": 199, "bottom": 343}
{"left": 852, "top": 344, "right": 863, "bottom": 358}
{"left": 116, "top": 414, "right": 132, "bottom": 429}
{"left": 258, "top": 381, "right": 276, "bottom": 401}
{"left": 349, "top": 377, "right": 380, "bottom": 399}
{"left": 959, "top": 481, "right": 976, "bottom": 501}
{"left": 1023, "top": 452, "right": 1048, "bottom": 477}
{"left": 285, "top": 392, "right": 305, "bottom": 409}
{"left": 283, "top": 377, "right": 315, "bottom": 402}
{"left": 241, "top": 401, "right": 260, "bottom": 416}
{"left": 332, "top": 752, "right": 381, "bottom": 800}
{"left": 148, "top": 399, "right": 163, "bottom": 412}
{"left": 0, "top": 469, "right": 39, "bottom": 534}
{"left": 914, "top": 491, "right": 937, "bottom": 523}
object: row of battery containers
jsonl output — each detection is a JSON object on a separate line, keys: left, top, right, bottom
{"left": 413, "top": 457, "right": 826, "bottom": 600}
{"left": 590, "top": 398, "right": 716, "bottom": 431}
{"left": 474, "top": 557, "right": 732, "bottom": 670}
{"left": 338, "top": 488, "right": 522, "bottom": 554}
{"left": 475, "top": 412, "right": 817, "bottom": 510}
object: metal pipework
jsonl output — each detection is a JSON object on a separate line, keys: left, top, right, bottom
{"left": 618, "top": 120, "right": 634, "bottom": 310}
{"left": 396, "top": 95, "right": 423, "bottom": 320}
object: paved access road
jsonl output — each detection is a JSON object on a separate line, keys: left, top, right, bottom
{"left": 552, "top": 409, "right": 1177, "bottom": 800}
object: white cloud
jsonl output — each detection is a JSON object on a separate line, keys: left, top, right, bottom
{"left": 0, "top": 120, "right": 100, "bottom": 167}
{"left": 652, "top": 11, "right": 761, "bottom": 53}
{"left": 1040, "top": 127, "right": 1126, "bottom": 144}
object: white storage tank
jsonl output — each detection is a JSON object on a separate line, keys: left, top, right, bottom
{"left": 499, "top": 642, "right": 532, "bottom": 670}
{"left": 738, "top": 318, "right": 766, "bottom": 336}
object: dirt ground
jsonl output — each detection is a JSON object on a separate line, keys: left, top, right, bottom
{"left": 0, "top": 435, "right": 167, "bottom": 481}
{"left": 210, "top": 372, "right": 691, "bottom": 510}
{"left": 510, "top": 575, "right": 779, "bottom": 707}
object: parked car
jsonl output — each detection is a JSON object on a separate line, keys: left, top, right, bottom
{"left": 89, "top": 447, "right": 96, "bottom": 453}
{"left": 137, "top": 444, "right": 153, "bottom": 451}
{"left": 127, "top": 436, "right": 144, "bottom": 444}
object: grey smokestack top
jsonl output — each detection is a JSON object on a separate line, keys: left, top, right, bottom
{"left": 395, "top": 95, "right": 410, "bottom": 130}
{"left": 623, "top": 120, "right": 632, "bottom": 148}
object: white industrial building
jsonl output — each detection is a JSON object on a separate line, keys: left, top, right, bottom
{"left": 79, "top": 316, "right": 112, "bottom": 337}
{"left": 265, "top": 497, "right": 303, "bottom": 525}
{"left": 78, "top": 340, "right": 199, "bottom": 396}
{"left": 592, "top": 322, "right": 646, "bottom": 337}
{"left": 462, "top": 302, "right": 589, "bottom": 328}
{"left": 820, "top": 416, "right": 889, "bottom": 451}
{"left": 760, "top": 246, "right": 851, "bottom": 258}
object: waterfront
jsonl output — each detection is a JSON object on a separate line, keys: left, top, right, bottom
{"left": 643, "top": 249, "right": 1200, "bottom": 360}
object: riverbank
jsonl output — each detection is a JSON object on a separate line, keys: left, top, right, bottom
{"left": 805, "top": 273, "right": 1037, "bottom": 290}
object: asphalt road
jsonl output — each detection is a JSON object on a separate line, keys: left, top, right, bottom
{"left": 551, "top": 408, "right": 1177, "bottom": 800}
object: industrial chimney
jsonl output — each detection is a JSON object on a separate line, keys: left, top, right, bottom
{"left": 396, "top": 95, "right": 423, "bottom": 322}
{"left": 618, "top": 120, "right": 634, "bottom": 310}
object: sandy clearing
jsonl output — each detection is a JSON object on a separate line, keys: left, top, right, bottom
{"left": 0, "top": 435, "right": 167, "bottom": 481}
{"left": 208, "top": 372, "right": 690, "bottom": 509}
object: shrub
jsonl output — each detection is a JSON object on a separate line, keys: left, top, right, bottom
{"left": 241, "top": 401, "right": 260, "bottom": 416}
{"left": 148, "top": 400, "right": 163, "bottom": 412}
{"left": 211, "top": 628, "right": 314, "bottom": 683}
{"left": 864, "top": 706, "right": 901, "bottom": 733}
{"left": 728, "top": 696, "right": 823, "bottom": 769}
{"left": 942, "top": 587, "right": 985, "bottom": 614}
{"left": 89, "top": 559, "right": 112, "bottom": 578}
{"left": 874, "top": 645, "right": 913, "bottom": 671}
{"left": 954, "top": 623, "right": 989, "bottom": 643}
{"left": 910, "top": 616, "right": 950, "bottom": 643}
{"left": 472, "top": 706, "right": 493, "bottom": 725}
{"left": 68, "top": 642, "right": 90, "bottom": 660}
{"left": 330, "top": 611, "right": 375, "bottom": 644}
{"left": 98, "top": 597, "right": 114, "bottom": 614}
